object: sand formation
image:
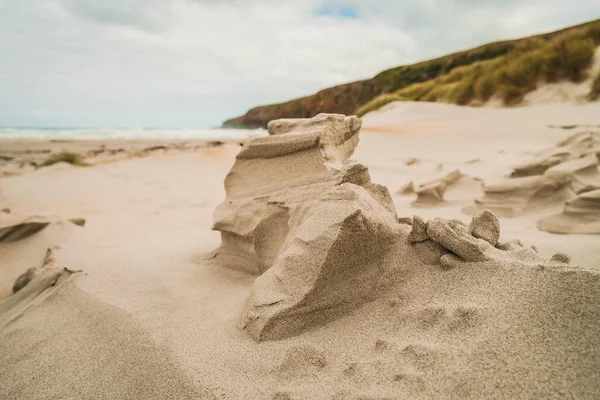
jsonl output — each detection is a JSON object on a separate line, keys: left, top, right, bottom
{"left": 212, "top": 113, "right": 400, "bottom": 341}
{"left": 400, "top": 170, "right": 483, "bottom": 207}
{"left": 0, "top": 212, "right": 86, "bottom": 243}
{"left": 212, "top": 113, "right": 590, "bottom": 344}
{"left": 466, "top": 131, "right": 600, "bottom": 229}
{"left": 538, "top": 189, "right": 600, "bottom": 234}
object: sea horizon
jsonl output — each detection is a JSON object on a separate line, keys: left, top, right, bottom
{"left": 0, "top": 126, "right": 266, "bottom": 140}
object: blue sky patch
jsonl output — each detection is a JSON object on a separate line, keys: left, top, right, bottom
{"left": 315, "top": 3, "right": 358, "bottom": 19}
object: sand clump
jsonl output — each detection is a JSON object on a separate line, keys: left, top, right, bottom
{"left": 469, "top": 209, "right": 500, "bottom": 246}
{"left": 406, "top": 209, "right": 540, "bottom": 270}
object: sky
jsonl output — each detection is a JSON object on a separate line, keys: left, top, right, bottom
{"left": 0, "top": 1, "right": 598, "bottom": 128}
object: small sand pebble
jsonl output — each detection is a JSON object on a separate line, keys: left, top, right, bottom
{"left": 550, "top": 252, "right": 571, "bottom": 264}
{"left": 408, "top": 215, "right": 428, "bottom": 243}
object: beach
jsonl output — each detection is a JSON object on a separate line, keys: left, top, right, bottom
{"left": 1, "top": 102, "right": 600, "bottom": 399}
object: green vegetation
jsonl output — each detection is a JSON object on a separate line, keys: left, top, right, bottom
{"left": 39, "top": 152, "right": 88, "bottom": 168}
{"left": 590, "top": 70, "right": 600, "bottom": 100}
{"left": 356, "top": 94, "right": 402, "bottom": 117}
{"left": 361, "top": 22, "right": 600, "bottom": 113}
{"left": 223, "top": 19, "right": 600, "bottom": 128}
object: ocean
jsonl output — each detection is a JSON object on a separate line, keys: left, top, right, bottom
{"left": 0, "top": 127, "right": 267, "bottom": 140}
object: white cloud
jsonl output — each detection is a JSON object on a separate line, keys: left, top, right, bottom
{"left": 0, "top": 0, "right": 597, "bottom": 127}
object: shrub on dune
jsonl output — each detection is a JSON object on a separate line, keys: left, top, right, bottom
{"left": 589, "top": 70, "right": 600, "bottom": 101}
{"left": 39, "top": 152, "right": 88, "bottom": 168}
{"left": 474, "top": 73, "right": 499, "bottom": 101}
{"left": 449, "top": 76, "right": 477, "bottom": 105}
{"left": 543, "top": 37, "right": 596, "bottom": 82}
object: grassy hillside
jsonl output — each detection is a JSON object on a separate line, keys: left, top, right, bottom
{"left": 223, "top": 19, "right": 600, "bottom": 128}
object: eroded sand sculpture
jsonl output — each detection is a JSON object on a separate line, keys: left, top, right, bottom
{"left": 0, "top": 213, "right": 86, "bottom": 243}
{"left": 212, "top": 113, "right": 399, "bottom": 341}
{"left": 401, "top": 170, "right": 483, "bottom": 207}
{"left": 212, "top": 113, "right": 585, "bottom": 344}
{"left": 538, "top": 189, "right": 600, "bottom": 234}
{"left": 466, "top": 131, "right": 600, "bottom": 221}
{"left": 0, "top": 214, "right": 52, "bottom": 242}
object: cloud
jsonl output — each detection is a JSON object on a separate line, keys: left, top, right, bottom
{"left": 0, "top": 0, "right": 597, "bottom": 127}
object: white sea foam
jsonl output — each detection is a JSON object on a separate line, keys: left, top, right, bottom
{"left": 0, "top": 127, "right": 267, "bottom": 140}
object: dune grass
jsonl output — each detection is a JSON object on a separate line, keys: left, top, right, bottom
{"left": 356, "top": 94, "right": 402, "bottom": 117}
{"left": 39, "top": 152, "right": 88, "bottom": 168}
{"left": 590, "top": 70, "right": 600, "bottom": 100}
{"left": 359, "top": 22, "right": 600, "bottom": 114}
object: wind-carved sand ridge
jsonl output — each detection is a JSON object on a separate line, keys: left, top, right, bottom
{"left": 400, "top": 169, "right": 483, "bottom": 207}
{"left": 465, "top": 130, "right": 600, "bottom": 231}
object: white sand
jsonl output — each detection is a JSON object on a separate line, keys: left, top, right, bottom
{"left": 1, "top": 103, "right": 600, "bottom": 399}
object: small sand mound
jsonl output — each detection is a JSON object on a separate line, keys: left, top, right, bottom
{"left": 273, "top": 345, "right": 326, "bottom": 379}
{"left": 538, "top": 189, "right": 600, "bottom": 234}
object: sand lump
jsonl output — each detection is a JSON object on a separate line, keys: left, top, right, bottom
{"left": 469, "top": 209, "right": 500, "bottom": 246}
{"left": 408, "top": 210, "right": 515, "bottom": 268}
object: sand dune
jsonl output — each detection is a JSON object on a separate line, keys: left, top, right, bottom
{"left": 1, "top": 106, "right": 600, "bottom": 399}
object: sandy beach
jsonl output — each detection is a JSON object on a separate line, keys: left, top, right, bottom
{"left": 1, "top": 103, "right": 600, "bottom": 399}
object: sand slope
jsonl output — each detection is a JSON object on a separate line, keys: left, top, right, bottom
{"left": 1, "top": 105, "right": 600, "bottom": 399}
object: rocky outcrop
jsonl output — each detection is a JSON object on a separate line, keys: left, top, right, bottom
{"left": 213, "top": 113, "right": 400, "bottom": 341}
{"left": 537, "top": 189, "right": 600, "bottom": 234}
